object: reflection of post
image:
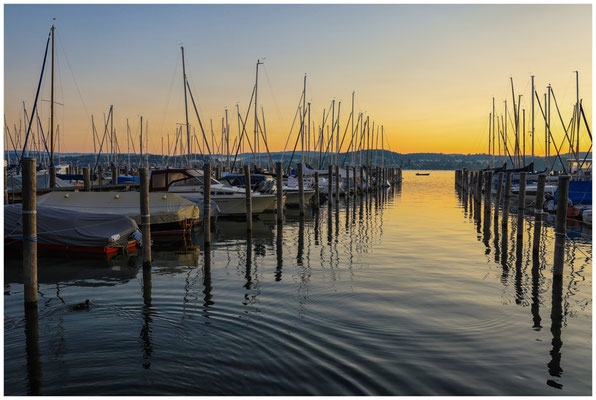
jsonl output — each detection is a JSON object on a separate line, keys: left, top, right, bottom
{"left": 244, "top": 235, "right": 252, "bottom": 289}
{"left": 142, "top": 261, "right": 152, "bottom": 307}
{"left": 297, "top": 163, "right": 305, "bottom": 215}
{"left": 530, "top": 247, "right": 542, "bottom": 330}
{"left": 553, "top": 175, "right": 570, "bottom": 278}
{"left": 501, "top": 172, "right": 512, "bottom": 230}
{"left": 516, "top": 172, "right": 527, "bottom": 242}
{"left": 546, "top": 277, "right": 564, "bottom": 389}
{"left": 275, "top": 162, "right": 284, "bottom": 221}
{"left": 275, "top": 222, "right": 283, "bottom": 281}
{"left": 24, "top": 306, "right": 42, "bottom": 395}
{"left": 327, "top": 201, "right": 333, "bottom": 244}
{"left": 495, "top": 172, "right": 504, "bottom": 210}
{"left": 297, "top": 217, "right": 304, "bottom": 266}
{"left": 313, "top": 171, "right": 320, "bottom": 210}
{"left": 532, "top": 174, "right": 546, "bottom": 256}
{"left": 328, "top": 165, "right": 333, "bottom": 205}
{"left": 203, "top": 248, "right": 213, "bottom": 307}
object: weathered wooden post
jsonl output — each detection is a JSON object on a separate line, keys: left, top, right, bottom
{"left": 346, "top": 166, "right": 351, "bottom": 197}
{"left": 83, "top": 167, "right": 91, "bottom": 191}
{"left": 495, "top": 172, "right": 504, "bottom": 205}
{"left": 97, "top": 164, "right": 103, "bottom": 188}
{"left": 297, "top": 163, "right": 305, "bottom": 215}
{"left": 516, "top": 172, "right": 527, "bottom": 241}
{"left": 352, "top": 166, "right": 357, "bottom": 195}
{"left": 313, "top": 171, "right": 320, "bottom": 210}
{"left": 203, "top": 164, "right": 212, "bottom": 245}
{"left": 328, "top": 165, "right": 334, "bottom": 204}
{"left": 4, "top": 167, "right": 9, "bottom": 204}
{"left": 334, "top": 165, "right": 340, "bottom": 202}
{"left": 216, "top": 166, "right": 222, "bottom": 180}
{"left": 49, "top": 165, "right": 56, "bottom": 189}
{"left": 275, "top": 162, "right": 284, "bottom": 221}
{"left": 553, "top": 175, "right": 570, "bottom": 278}
{"left": 22, "top": 157, "right": 38, "bottom": 308}
{"left": 111, "top": 164, "right": 119, "bottom": 185}
{"left": 532, "top": 174, "right": 546, "bottom": 255}
{"left": 484, "top": 171, "right": 492, "bottom": 220}
{"left": 139, "top": 168, "right": 152, "bottom": 266}
{"left": 244, "top": 165, "right": 253, "bottom": 230}
{"left": 359, "top": 166, "right": 364, "bottom": 194}
{"left": 476, "top": 169, "right": 483, "bottom": 200}
{"left": 501, "top": 172, "right": 512, "bottom": 229}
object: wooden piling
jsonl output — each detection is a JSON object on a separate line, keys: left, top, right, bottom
{"left": 313, "top": 171, "right": 320, "bottom": 210}
{"left": 335, "top": 165, "right": 340, "bottom": 202}
{"left": 244, "top": 165, "right": 253, "bottom": 230}
{"left": 532, "top": 174, "right": 546, "bottom": 255}
{"left": 203, "top": 164, "right": 212, "bottom": 245}
{"left": 111, "top": 164, "right": 119, "bottom": 185}
{"left": 553, "top": 175, "right": 570, "bottom": 278}
{"left": 495, "top": 172, "right": 504, "bottom": 205}
{"left": 476, "top": 170, "right": 483, "bottom": 200}
{"left": 328, "top": 165, "right": 334, "bottom": 204}
{"left": 83, "top": 167, "right": 91, "bottom": 191}
{"left": 297, "top": 163, "right": 305, "bottom": 215}
{"left": 516, "top": 172, "right": 527, "bottom": 240}
{"left": 275, "top": 162, "right": 284, "bottom": 221}
{"left": 501, "top": 172, "right": 512, "bottom": 229}
{"left": 346, "top": 166, "right": 350, "bottom": 197}
{"left": 139, "top": 168, "right": 152, "bottom": 266}
{"left": 49, "top": 166, "right": 56, "bottom": 189}
{"left": 22, "top": 157, "right": 37, "bottom": 307}
{"left": 359, "top": 166, "right": 364, "bottom": 194}
{"left": 4, "top": 168, "right": 8, "bottom": 204}
{"left": 97, "top": 165, "right": 103, "bottom": 187}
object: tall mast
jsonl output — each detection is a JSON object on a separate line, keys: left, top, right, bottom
{"left": 547, "top": 85, "right": 551, "bottom": 169}
{"left": 140, "top": 115, "right": 143, "bottom": 167}
{"left": 50, "top": 23, "right": 55, "bottom": 166}
{"left": 351, "top": 92, "right": 355, "bottom": 167}
{"left": 254, "top": 60, "right": 264, "bottom": 168}
{"left": 504, "top": 100, "right": 507, "bottom": 166}
{"left": 575, "top": 71, "right": 580, "bottom": 169}
{"left": 492, "top": 97, "right": 495, "bottom": 166}
{"left": 488, "top": 113, "right": 491, "bottom": 165}
{"left": 544, "top": 92, "right": 548, "bottom": 169}
{"left": 225, "top": 108, "right": 230, "bottom": 171}
{"left": 522, "top": 108, "right": 526, "bottom": 166}
{"left": 181, "top": 46, "right": 191, "bottom": 165}
{"left": 531, "top": 75, "right": 535, "bottom": 164}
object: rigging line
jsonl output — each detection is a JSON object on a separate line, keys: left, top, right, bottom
{"left": 230, "top": 86, "right": 256, "bottom": 171}
{"left": 534, "top": 91, "right": 568, "bottom": 175}
{"left": 55, "top": 31, "right": 91, "bottom": 125}
{"left": 550, "top": 88, "right": 576, "bottom": 152}
{"left": 335, "top": 111, "right": 353, "bottom": 166}
{"left": 18, "top": 30, "right": 51, "bottom": 170}
{"left": 579, "top": 103, "right": 592, "bottom": 141}
{"left": 186, "top": 81, "right": 212, "bottom": 157}
{"left": 341, "top": 113, "right": 361, "bottom": 167}
{"left": 5, "top": 119, "right": 18, "bottom": 161}
{"left": 158, "top": 53, "right": 180, "bottom": 142}
{"left": 35, "top": 111, "right": 52, "bottom": 161}
{"left": 256, "top": 116, "right": 274, "bottom": 169}
{"left": 92, "top": 107, "right": 113, "bottom": 175}
{"left": 262, "top": 64, "right": 286, "bottom": 133}
{"left": 286, "top": 106, "right": 309, "bottom": 172}
{"left": 281, "top": 90, "right": 305, "bottom": 159}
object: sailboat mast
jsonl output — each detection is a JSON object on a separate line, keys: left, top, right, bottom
{"left": 351, "top": 91, "right": 355, "bottom": 167}
{"left": 575, "top": 71, "right": 580, "bottom": 169}
{"left": 50, "top": 23, "right": 55, "bottom": 166}
{"left": 225, "top": 108, "right": 230, "bottom": 171}
{"left": 531, "top": 75, "right": 535, "bottom": 165}
{"left": 492, "top": 97, "right": 495, "bottom": 166}
{"left": 181, "top": 46, "right": 191, "bottom": 165}
{"left": 254, "top": 60, "right": 263, "bottom": 168}
{"left": 140, "top": 115, "right": 143, "bottom": 167}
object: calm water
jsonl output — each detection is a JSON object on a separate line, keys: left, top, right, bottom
{"left": 4, "top": 170, "right": 592, "bottom": 395}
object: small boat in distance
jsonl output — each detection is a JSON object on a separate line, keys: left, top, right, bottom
{"left": 416, "top": 172, "right": 430, "bottom": 176}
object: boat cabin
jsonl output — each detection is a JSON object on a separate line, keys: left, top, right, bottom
{"left": 149, "top": 168, "right": 219, "bottom": 192}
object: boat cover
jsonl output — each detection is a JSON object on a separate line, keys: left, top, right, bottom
{"left": 4, "top": 204, "right": 139, "bottom": 249}
{"left": 36, "top": 191, "right": 199, "bottom": 225}
{"left": 6, "top": 173, "right": 73, "bottom": 191}
{"left": 555, "top": 180, "right": 592, "bottom": 205}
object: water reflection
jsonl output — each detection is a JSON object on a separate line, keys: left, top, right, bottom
{"left": 276, "top": 222, "right": 283, "bottom": 281}
{"left": 547, "top": 277, "right": 564, "bottom": 389}
{"left": 24, "top": 306, "right": 42, "bottom": 395}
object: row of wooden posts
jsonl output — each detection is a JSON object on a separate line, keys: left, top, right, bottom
{"left": 18, "top": 156, "right": 402, "bottom": 309}
{"left": 454, "top": 168, "right": 570, "bottom": 280}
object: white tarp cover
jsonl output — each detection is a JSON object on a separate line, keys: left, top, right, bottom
{"left": 36, "top": 192, "right": 200, "bottom": 225}
{"left": 4, "top": 204, "right": 139, "bottom": 249}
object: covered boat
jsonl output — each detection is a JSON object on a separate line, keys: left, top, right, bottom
{"left": 36, "top": 191, "right": 199, "bottom": 235}
{"left": 4, "top": 204, "right": 140, "bottom": 257}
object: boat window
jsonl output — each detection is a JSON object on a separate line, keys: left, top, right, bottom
{"left": 170, "top": 177, "right": 203, "bottom": 187}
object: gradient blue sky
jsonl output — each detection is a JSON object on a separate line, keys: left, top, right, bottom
{"left": 4, "top": 4, "right": 592, "bottom": 154}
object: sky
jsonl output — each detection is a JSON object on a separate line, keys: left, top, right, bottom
{"left": 3, "top": 4, "right": 592, "bottom": 156}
